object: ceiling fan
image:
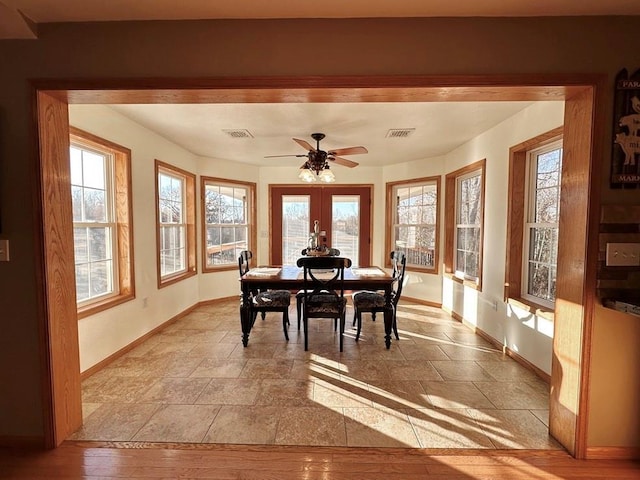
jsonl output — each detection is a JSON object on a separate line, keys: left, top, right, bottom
{"left": 265, "top": 133, "right": 368, "bottom": 175}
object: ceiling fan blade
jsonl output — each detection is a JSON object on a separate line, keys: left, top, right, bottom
{"left": 264, "top": 154, "right": 308, "bottom": 158}
{"left": 328, "top": 146, "right": 368, "bottom": 156}
{"left": 293, "top": 138, "right": 315, "bottom": 151}
{"left": 330, "top": 156, "right": 359, "bottom": 168}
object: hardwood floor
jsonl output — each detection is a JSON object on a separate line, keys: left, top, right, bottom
{"left": 1, "top": 442, "right": 638, "bottom": 479}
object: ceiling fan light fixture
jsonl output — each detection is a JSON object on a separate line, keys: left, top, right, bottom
{"left": 298, "top": 167, "right": 317, "bottom": 183}
{"left": 318, "top": 165, "right": 336, "bottom": 183}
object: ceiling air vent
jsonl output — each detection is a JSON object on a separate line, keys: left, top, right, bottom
{"left": 222, "top": 129, "right": 253, "bottom": 138}
{"left": 386, "top": 128, "right": 415, "bottom": 138}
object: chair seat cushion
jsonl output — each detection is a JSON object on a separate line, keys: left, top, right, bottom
{"left": 306, "top": 294, "right": 347, "bottom": 315}
{"left": 352, "top": 291, "right": 386, "bottom": 309}
{"left": 253, "top": 289, "right": 291, "bottom": 307}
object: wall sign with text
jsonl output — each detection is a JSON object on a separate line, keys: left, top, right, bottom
{"left": 611, "top": 68, "right": 640, "bottom": 188}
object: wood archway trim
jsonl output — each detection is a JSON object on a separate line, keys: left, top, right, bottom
{"left": 34, "top": 75, "right": 603, "bottom": 457}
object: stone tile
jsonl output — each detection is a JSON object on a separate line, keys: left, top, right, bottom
{"left": 344, "top": 406, "right": 421, "bottom": 448}
{"left": 239, "top": 359, "right": 294, "bottom": 379}
{"left": 81, "top": 403, "right": 102, "bottom": 421}
{"left": 228, "top": 343, "right": 278, "bottom": 359}
{"left": 187, "top": 342, "right": 236, "bottom": 358}
{"left": 475, "top": 360, "right": 543, "bottom": 383}
{"left": 275, "top": 406, "right": 347, "bottom": 446}
{"left": 439, "top": 344, "right": 505, "bottom": 361}
{"left": 341, "top": 359, "right": 392, "bottom": 382}
{"left": 406, "top": 407, "right": 496, "bottom": 449}
{"left": 531, "top": 409, "right": 550, "bottom": 427}
{"left": 430, "top": 361, "right": 497, "bottom": 382}
{"left": 313, "top": 377, "right": 372, "bottom": 408}
{"left": 367, "top": 380, "right": 431, "bottom": 410}
{"left": 468, "top": 409, "right": 563, "bottom": 449}
{"left": 255, "top": 379, "right": 315, "bottom": 407}
{"left": 195, "top": 378, "right": 260, "bottom": 405}
{"left": 69, "top": 403, "right": 159, "bottom": 441}
{"left": 81, "top": 376, "right": 160, "bottom": 403}
{"left": 473, "top": 382, "right": 549, "bottom": 410}
{"left": 132, "top": 404, "right": 220, "bottom": 443}
{"left": 396, "top": 343, "right": 450, "bottom": 361}
{"left": 190, "top": 358, "right": 246, "bottom": 378}
{"left": 202, "top": 405, "right": 280, "bottom": 445}
{"left": 421, "top": 381, "right": 495, "bottom": 409}
{"left": 137, "top": 377, "right": 211, "bottom": 404}
{"left": 384, "top": 360, "right": 443, "bottom": 381}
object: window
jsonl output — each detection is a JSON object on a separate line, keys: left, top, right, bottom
{"left": 505, "top": 127, "right": 563, "bottom": 311}
{"left": 523, "top": 141, "right": 563, "bottom": 306}
{"left": 201, "top": 177, "right": 256, "bottom": 272}
{"left": 155, "top": 160, "right": 196, "bottom": 287}
{"left": 444, "top": 160, "right": 486, "bottom": 289}
{"left": 70, "top": 127, "right": 134, "bottom": 317}
{"left": 386, "top": 177, "right": 440, "bottom": 272}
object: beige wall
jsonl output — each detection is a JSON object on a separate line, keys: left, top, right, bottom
{"left": 0, "top": 17, "right": 639, "bottom": 451}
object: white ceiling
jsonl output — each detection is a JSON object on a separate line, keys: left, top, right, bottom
{"left": 104, "top": 101, "right": 540, "bottom": 168}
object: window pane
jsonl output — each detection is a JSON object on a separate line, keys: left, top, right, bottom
{"left": 535, "top": 187, "right": 559, "bottom": 223}
{"left": 75, "top": 264, "right": 90, "bottom": 302}
{"left": 282, "top": 195, "right": 309, "bottom": 265}
{"left": 332, "top": 195, "right": 359, "bottom": 265}
{"left": 70, "top": 140, "right": 119, "bottom": 306}
{"left": 83, "top": 188, "right": 106, "bottom": 222}
{"left": 88, "top": 227, "right": 109, "bottom": 262}
{"left": 90, "top": 260, "right": 112, "bottom": 297}
{"left": 82, "top": 150, "right": 106, "bottom": 190}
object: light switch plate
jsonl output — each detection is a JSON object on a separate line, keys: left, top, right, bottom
{"left": 0, "top": 239, "right": 9, "bottom": 262}
{"left": 606, "top": 242, "right": 640, "bottom": 266}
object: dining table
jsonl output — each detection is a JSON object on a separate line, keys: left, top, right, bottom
{"left": 239, "top": 264, "right": 396, "bottom": 348}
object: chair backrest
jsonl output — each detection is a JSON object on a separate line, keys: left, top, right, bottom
{"left": 238, "top": 250, "right": 253, "bottom": 277}
{"left": 296, "top": 256, "right": 352, "bottom": 300}
{"left": 390, "top": 251, "right": 407, "bottom": 307}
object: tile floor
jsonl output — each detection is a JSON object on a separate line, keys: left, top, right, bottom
{"left": 71, "top": 299, "right": 562, "bottom": 450}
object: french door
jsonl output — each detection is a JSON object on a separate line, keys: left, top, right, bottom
{"left": 270, "top": 185, "right": 372, "bottom": 266}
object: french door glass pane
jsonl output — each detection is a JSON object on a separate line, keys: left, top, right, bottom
{"left": 332, "top": 195, "right": 359, "bottom": 266}
{"left": 282, "top": 195, "right": 309, "bottom": 265}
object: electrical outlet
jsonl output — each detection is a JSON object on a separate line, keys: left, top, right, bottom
{"left": 606, "top": 243, "right": 640, "bottom": 267}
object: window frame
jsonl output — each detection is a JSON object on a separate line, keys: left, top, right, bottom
{"left": 155, "top": 160, "right": 197, "bottom": 288}
{"left": 385, "top": 176, "right": 440, "bottom": 273}
{"left": 444, "top": 159, "right": 486, "bottom": 290}
{"left": 200, "top": 176, "right": 256, "bottom": 273}
{"left": 70, "top": 127, "right": 135, "bottom": 318}
{"left": 506, "top": 129, "right": 563, "bottom": 313}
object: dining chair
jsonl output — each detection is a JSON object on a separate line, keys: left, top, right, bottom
{"left": 296, "top": 255, "right": 352, "bottom": 351}
{"left": 238, "top": 250, "right": 292, "bottom": 340}
{"left": 296, "top": 248, "right": 341, "bottom": 328}
{"left": 352, "top": 251, "right": 406, "bottom": 341}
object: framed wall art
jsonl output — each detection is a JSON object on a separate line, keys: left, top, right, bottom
{"left": 611, "top": 68, "right": 640, "bottom": 189}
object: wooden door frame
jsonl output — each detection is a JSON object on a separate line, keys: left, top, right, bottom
{"left": 34, "top": 75, "right": 604, "bottom": 456}
{"left": 269, "top": 184, "right": 373, "bottom": 266}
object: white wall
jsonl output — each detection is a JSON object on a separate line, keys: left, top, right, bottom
{"left": 71, "top": 100, "right": 563, "bottom": 375}
{"left": 440, "top": 100, "right": 565, "bottom": 374}
{"left": 70, "top": 105, "right": 201, "bottom": 371}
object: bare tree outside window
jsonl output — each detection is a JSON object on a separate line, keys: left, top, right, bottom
{"left": 70, "top": 144, "right": 115, "bottom": 303}
{"left": 203, "top": 181, "right": 250, "bottom": 267}
{"left": 455, "top": 171, "right": 482, "bottom": 281}
{"left": 388, "top": 177, "right": 439, "bottom": 271}
{"left": 524, "top": 142, "right": 563, "bottom": 306}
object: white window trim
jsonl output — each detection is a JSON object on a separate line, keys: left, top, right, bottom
{"left": 454, "top": 169, "right": 483, "bottom": 282}
{"left": 521, "top": 140, "right": 563, "bottom": 309}
{"left": 158, "top": 168, "right": 188, "bottom": 279}
{"left": 390, "top": 179, "right": 439, "bottom": 271}
{"left": 201, "top": 177, "right": 254, "bottom": 271}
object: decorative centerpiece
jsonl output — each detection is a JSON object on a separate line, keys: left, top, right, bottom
{"left": 307, "top": 220, "right": 330, "bottom": 256}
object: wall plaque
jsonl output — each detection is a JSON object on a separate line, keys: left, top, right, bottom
{"left": 611, "top": 68, "right": 640, "bottom": 188}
